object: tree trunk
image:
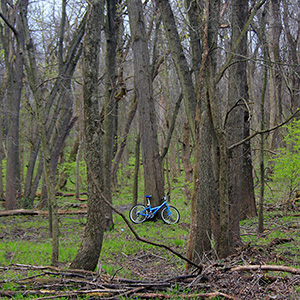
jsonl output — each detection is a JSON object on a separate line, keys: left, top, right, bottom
{"left": 103, "top": 0, "right": 117, "bottom": 230}
{"left": 267, "top": 0, "right": 283, "bottom": 151}
{"left": 182, "top": 120, "right": 193, "bottom": 197}
{"left": 1, "top": 0, "right": 24, "bottom": 209}
{"left": 227, "top": 0, "right": 248, "bottom": 246}
{"left": 0, "top": 71, "right": 7, "bottom": 200}
{"left": 186, "top": 0, "right": 220, "bottom": 267}
{"left": 186, "top": 109, "right": 215, "bottom": 267}
{"left": 128, "top": 0, "right": 165, "bottom": 206}
{"left": 282, "top": 0, "right": 300, "bottom": 116}
{"left": 70, "top": 0, "right": 105, "bottom": 271}
{"left": 258, "top": 9, "right": 268, "bottom": 234}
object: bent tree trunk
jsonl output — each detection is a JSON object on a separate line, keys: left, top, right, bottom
{"left": 70, "top": 0, "right": 105, "bottom": 271}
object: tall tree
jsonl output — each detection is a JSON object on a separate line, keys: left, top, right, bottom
{"left": 268, "top": 0, "right": 283, "bottom": 150}
{"left": 70, "top": 0, "right": 105, "bottom": 271}
{"left": 127, "top": 0, "right": 165, "bottom": 206}
{"left": 186, "top": 0, "right": 220, "bottom": 267}
{"left": 1, "top": 0, "right": 24, "bottom": 209}
{"left": 227, "top": 0, "right": 249, "bottom": 246}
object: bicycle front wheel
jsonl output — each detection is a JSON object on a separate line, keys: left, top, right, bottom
{"left": 161, "top": 206, "right": 180, "bottom": 224}
{"left": 129, "top": 204, "right": 148, "bottom": 223}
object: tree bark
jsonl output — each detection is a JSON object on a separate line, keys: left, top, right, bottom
{"left": 70, "top": 0, "right": 105, "bottom": 271}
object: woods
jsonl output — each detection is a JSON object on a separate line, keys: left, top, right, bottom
{"left": 0, "top": 0, "right": 300, "bottom": 298}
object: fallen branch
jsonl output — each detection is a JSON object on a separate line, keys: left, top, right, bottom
{"left": 0, "top": 209, "right": 87, "bottom": 217}
{"left": 231, "top": 265, "right": 300, "bottom": 274}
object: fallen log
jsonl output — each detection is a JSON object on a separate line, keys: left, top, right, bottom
{"left": 0, "top": 209, "right": 87, "bottom": 217}
{"left": 231, "top": 265, "right": 300, "bottom": 274}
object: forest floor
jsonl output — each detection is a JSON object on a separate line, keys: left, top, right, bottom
{"left": 0, "top": 197, "right": 299, "bottom": 299}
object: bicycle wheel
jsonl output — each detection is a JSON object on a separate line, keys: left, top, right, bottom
{"left": 129, "top": 204, "right": 148, "bottom": 223}
{"left": 161, "top": 206, "right": 180, "bottom": 224}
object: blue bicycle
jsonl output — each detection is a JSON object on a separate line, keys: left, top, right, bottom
{"left": 129, "top": 193, "right": 180, "bottom": 225}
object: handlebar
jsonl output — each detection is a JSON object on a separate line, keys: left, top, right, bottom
{"left": 145, "top": 192, "right": 170, "bottom": 204}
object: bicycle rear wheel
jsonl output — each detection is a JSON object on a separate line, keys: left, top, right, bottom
{"left": 129, "top": 204, "right": 148, "bottom": 223}
{"left": 161, "top": 206, "right": 180, "bottom": 224}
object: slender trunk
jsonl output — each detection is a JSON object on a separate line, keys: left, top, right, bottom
{"left": 258, "top": 10, "right": 268, "bottom": 233}
{"left": 103, "top": 0, "right": 117, "bottom": 231}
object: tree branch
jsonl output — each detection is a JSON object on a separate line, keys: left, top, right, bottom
{"left": 0, "top": 11, "right": 18, "bottom": 38}
{"left": 228, "top": 109, "right": 300, "bottom": 150}
{"left": 161, "top": 93, "right": 183, "bottom": 160}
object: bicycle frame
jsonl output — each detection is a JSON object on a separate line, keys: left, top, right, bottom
{"left": 140, "top": 197, "right": 170, "bottom": 219}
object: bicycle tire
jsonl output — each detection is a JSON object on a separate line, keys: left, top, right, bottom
{"left": 129, "top": 204, "right": 148, "bottom": 223}
{"left": 161, "top": 206, "right": 180, "bottom": 224}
